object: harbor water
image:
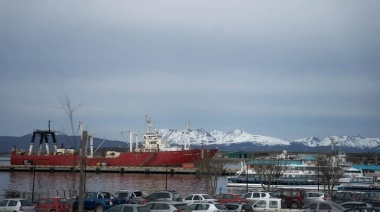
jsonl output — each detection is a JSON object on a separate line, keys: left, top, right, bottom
{"left": 0, "top": 157, "right": 245, "bottom": 198}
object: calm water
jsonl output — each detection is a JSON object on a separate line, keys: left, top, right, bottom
{"left": 0, "top": 157, "right": 244, "bottom": 198}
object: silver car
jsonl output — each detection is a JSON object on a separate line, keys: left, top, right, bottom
{"left": 305, "top": 192, "right": 332, "bottom": 204}
{"left": 145, "top": 201, "right": 191, "bottom": 212}
{"left": 302, "top": 201, "right": 346, "bottom": 212}
{"left": 188, "top": 202, "right": 229, "bottom": 212}
{"left": 0, "top": 198, "right": 35, "bottom": 212}
{"left": 105, "top": 204, "right": 151, "bottom": 212}
{"left": 183, "top": 194, "right": 218, "bottom": 204}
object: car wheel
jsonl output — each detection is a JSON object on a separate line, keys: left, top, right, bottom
{"left": 50, "top": 210, "right": 57, "bottom": 212}
{"left": 96, "top": 205, "right": 105, "bottom": 212}
{"left": 290, "top": 203, "right": 299, "bottom": 209}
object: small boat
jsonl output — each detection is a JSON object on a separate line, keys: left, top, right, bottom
{"left": 10, "top": 116, "right": 218, "bottom": 167}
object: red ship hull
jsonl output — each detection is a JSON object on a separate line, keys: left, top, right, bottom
{"left": 10, "top": 149, "right": 218, "bottom": 167}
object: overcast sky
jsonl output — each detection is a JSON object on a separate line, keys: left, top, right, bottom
{"left": 1, "top": 1, "right": 379, "bottom": 142}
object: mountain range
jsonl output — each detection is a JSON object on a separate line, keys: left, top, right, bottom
{"left": 1, "top": 128, "right": 378, "bottom": 153}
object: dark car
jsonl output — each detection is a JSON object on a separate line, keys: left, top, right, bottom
{"left": 273, "top": 188, "right": 306, "bottom": 208}
{"left": 214, "top": 193, "right": 249, "bottom": 204}
{"left": 145, "top": 190, "right": 182, "bottom": 203}
{"left": 224, "top": 202, "right": 254, "bottom": 212}
{"left": 332, "top": 192, "right": 358, "bottom": 204}
{"left": 302, "top": 201, "right": 346, "bottom": 212}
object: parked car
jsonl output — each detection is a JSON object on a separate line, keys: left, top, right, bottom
{"left": 105, "top": 204, "right": 151, "bottom": 212}
{"left": 0, "top": 198, "right": 35, "bottom": 212}
{"left": 214, "top": 193, "right": 249, "bottom": 203}
{"left": 302, "top": 201, "right": 346, "bottom": 212}
{"left": 343, "top": 208, "right": 380, "bottom": 212}
{"left": 340, "top": 202, "right": 373, "bottom": 209}
{"left": 113, "top": 190, "right": 147, "bottom": 205}
{"left": 224, "top": 202, "right": 254, "bottom": 212}
{"left": 242, "top": 192, "right": 275, "bottom": 203}
{"left": 332, "top": 192, "right": 359, "bottom": 204}
{"left": 145, "top": 190, "right": 182, "bottom": 203}
{"left": 305, "top": 191, "right": 332, "bottom": 204}
{"left": 188, "top": 202, "right": 229, "bottom": 212}
{"left": 360, "top": 192, "right": 380, "bottom": 202}
{"left": 35, "top": 197, "right": 69, "bottom": 212}
{"left": 273, "top": 188, "right": 306, "bottom": 208}
{"left": 145, "top": 201, "right": 191, "bottom": 212}
{"left": 183, "top": 194, "right": 217, "bottom": 204}
{"left": 366, "top": 201, "right": 380, "bottom": 209}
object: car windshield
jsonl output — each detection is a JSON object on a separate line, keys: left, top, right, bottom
{"left": 174, "top": 204, "right": 190, "bottom": 210}
{"left": 225, "top": 204, "right": 239, "bottom": 210}
{"left": 203, "top": 195, "right": 213, "bottom": 199}
{"left": 133, "top": 191, "right": 145, "bottom": 197}
{"left": 215, "top": 204, "right": 227, "bottom": 210}
{"left": 20, "top": 200, "right": 34, "bottom": 206}
{"left": 57, "top": 198, "right": 68, "bottom": 203}
{"left": 137, "top": 206, "right": 151, "bottom": 212}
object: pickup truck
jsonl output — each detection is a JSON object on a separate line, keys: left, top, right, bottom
{"left": 252, "top": 198, "right": 309, "bottom": 212}
{"left": 113, "top": 190, "right": 147, "bottom": 205}
{"left": 73, "top": 191, "right": 126, "bottom": 212}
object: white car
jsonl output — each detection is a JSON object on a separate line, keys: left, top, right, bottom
{"left": 183, "top": 194, "right": 218, "bottom": 204}
{"left": 241, "top": 192, "right": 275, "bottom": 203}
{"left": 145, "top": 201, "right": 191, "bottom": 212}
{"left": 305, "top": 191, "right": 332, "bottom": 204}
{"left": 188, "top": 202, "right": 229, "bottom": 212}
{"left": 0, "top": 198, "right": 35, "bottom": 212}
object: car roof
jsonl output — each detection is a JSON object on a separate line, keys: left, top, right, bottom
{"left": 224, "top": 202, "right": 251, "bottom": 205}
{"left": 341, "top": 202, "right": 368, "bottom": 204}
{"left": 146, "top": 201, "right": 184, "bottom": 204}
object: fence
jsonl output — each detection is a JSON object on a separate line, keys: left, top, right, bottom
{"left": 2, "top": 190, "right": 78, "bottom": 202}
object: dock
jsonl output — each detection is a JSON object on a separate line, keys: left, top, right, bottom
{"left": 0, "top": 165, "right": 239, "bottom": 175}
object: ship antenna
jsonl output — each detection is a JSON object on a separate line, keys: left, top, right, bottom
{"left": 48, "top": 120, "right": 51, "bottom": 132}
{"left": 184, "top": 121, "right": 190, "bottom": 150}
{"left": 145, "top": 115, "right": 152, "bottom": 133}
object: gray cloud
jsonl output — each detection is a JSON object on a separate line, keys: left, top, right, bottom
{"left": 1, "top": 0, "right": 380, "bottom": 141}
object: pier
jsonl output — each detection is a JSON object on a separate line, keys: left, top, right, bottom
{"left": 0, "top": 165, "right": 239, "bottom": 175}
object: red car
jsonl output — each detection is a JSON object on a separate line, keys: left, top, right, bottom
{"left": 214, "top": 193, "right": 249, "bottom": 203}
{"left": 35, "top": 197, "right": 70, "bottom": 212}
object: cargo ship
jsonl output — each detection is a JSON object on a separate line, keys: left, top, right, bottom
{"left": 10, "top": 116, "right": 218, "bottom": 167}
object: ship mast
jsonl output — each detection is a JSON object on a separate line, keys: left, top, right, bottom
{"left": 184, "top": 121, "right": 190, "bottom": 150}
{"left": 145, "top": 115, "right": 153, "bottom": 133}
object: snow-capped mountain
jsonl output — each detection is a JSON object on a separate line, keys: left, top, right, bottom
{"left": 157, "top": 128, "right": 380, "bottom": 151}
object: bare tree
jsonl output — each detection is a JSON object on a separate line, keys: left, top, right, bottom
{"left": 60, "top": 94, "right": 82, "bottom": 212}
{"left": 317, "top": 155, "right": 345, "bottom": 197}
{"left": 251, "top": 159, "right": 287, "bottom": 191}
{"left": 194, "top": 152, "right": 227, "bottom": 195}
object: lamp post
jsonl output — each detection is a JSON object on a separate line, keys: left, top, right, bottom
{"left": 317, "top": 163, "right": 320, "bottom": 192}
{"left": 165, "top": 164, "right": 168, "bottom": 190}
{"left": 31, "top": 161, "right": 36, "bottom": 202}
{"left": 246, "top": 161, "right": 249, "bottom": 193}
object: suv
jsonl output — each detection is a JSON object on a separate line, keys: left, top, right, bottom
{"left": 0, "top": 198, "right": 35, "bottom": 212}
{"left": 273, "top": 188, "right": 306, "bottom": 208}
{"left": 145, "top": 201, "right": 191, "bottom": 212}
{"left": 145, "top": 190, "right": 183, "bottom": 203}
{"left": 242, "top": 192, "right": 275, "bottom": 203}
